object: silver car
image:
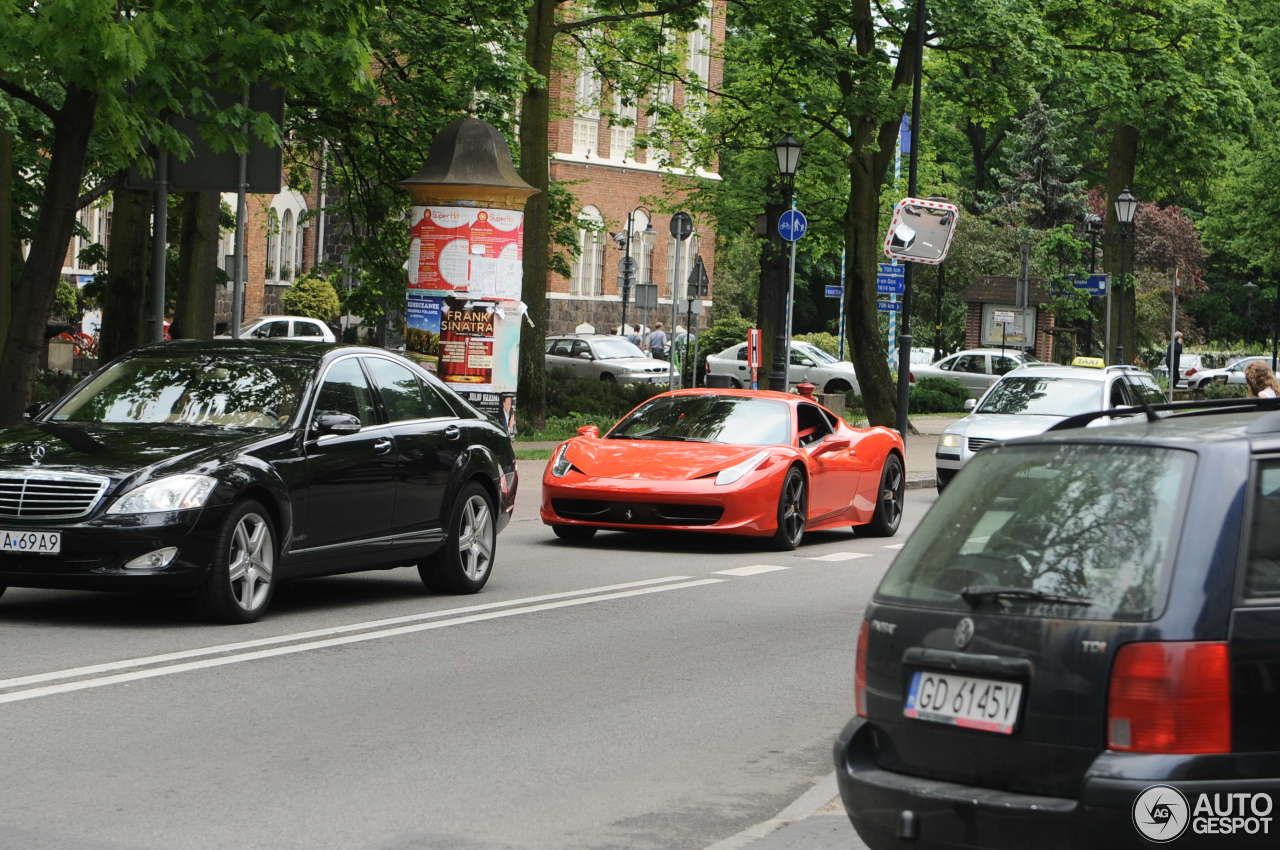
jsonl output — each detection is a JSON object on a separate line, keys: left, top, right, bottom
{"left": 910, "top": 348, "right": 1039, "bottom": 398}
{"left": 544, "top": 334, "right": 670, "bottom": 384}
{"left": 1185, "top": 355, "right": 1270, "bottom": 391}
{"left": 705, "top": 340, "right": 861, "bottom": 394}
{"left": 935, "top": 363, "right": 1163, "bottom": 491}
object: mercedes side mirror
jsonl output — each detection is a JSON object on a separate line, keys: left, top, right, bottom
{"left": 314, "top": 412, "right": 362, "bottom": 436}
{"left": 576, "top": 425, "right": 600, "bottom": 438}
{"left": 24, "top": 402, "right": 49, "bottom": 420}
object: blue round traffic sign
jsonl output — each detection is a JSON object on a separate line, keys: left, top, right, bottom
{"left": 778, "top": 209, "right": 808, "bottom": 242}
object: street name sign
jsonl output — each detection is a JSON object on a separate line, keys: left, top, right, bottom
{"left": 878, "top": 300, "right": 902, "bottom": 313}
{"left": 825, "top": 285, "right": 844, "bottom": 298}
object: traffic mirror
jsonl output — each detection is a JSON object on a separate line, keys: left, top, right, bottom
{"left": 883, "top": 198, "right": 959, "bottom": 264}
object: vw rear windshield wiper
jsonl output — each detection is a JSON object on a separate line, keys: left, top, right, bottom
{"left": 959, "top": 585, "right": 1093, "bottom": 607}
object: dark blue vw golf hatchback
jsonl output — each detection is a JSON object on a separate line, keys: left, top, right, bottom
{"left": 836, "top": 400, "right": 1280, "bottom": 849}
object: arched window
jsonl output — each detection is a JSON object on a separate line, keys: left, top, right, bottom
{"left": 632, "top": 209, "right": 653, "bottom": 286}
{"left": 265, "top": 209, "right": 280, "bottom": 279}
{"left": 280, "top": 210, "right": 295, "bottom": 281}
{"left": 571, "top": 206, "right": 604, "bottom": 295}
{"left": 294, "top": 216, "right": 306, "bottom": 278}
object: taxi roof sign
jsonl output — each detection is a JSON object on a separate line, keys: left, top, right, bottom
{"left": 1072, "top": 356, "right": 1106, "bottom": 369}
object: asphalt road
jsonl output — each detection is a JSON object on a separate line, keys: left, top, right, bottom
{"left": 0, "top": 460, "right": 935, "bottom": 850}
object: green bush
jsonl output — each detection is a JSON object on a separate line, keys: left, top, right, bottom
{"left": 1203, "top": 381, "right": 1248, "bottom": 399}
{"left": 282, "top": 273, "right": 341, "bottom": 323}
{"left": 31, "top": 369, "right": 78, "bottom": 404}
{"left": 521, "top": 412, "right": 620, "bottom": 441}
{"left": 544, "top": 367, "right": 663, "bottom": 419}
{"left": 909, "top": 377, "right": 969, "bottom": 413}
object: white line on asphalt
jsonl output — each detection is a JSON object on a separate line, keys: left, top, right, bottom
{"left": 0, "top": 575, "right": 695, "bottom": 691}
{"left": 701, "top": 773, "right": 842, "bottom": 850}
{"left": 0, "top": 578, "right": 726, "bottom": 706}
{"left": 882, "top": 543, "right": 905, "bottom": 550}
{"left": 713, "top": 565, "right": 789, "bottom": 577}
{"left": 805, "top": 552, "right": 872, "bottom": 562}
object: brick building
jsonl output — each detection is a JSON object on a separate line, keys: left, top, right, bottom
{"left": 546, "top": 1, "right": 725, "bottom": 336}
{"left": 960, "top": 276, "right": 1056, "bottom": 362}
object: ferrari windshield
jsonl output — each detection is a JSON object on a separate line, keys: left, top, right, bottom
{"left": 51, "top": 352, "right": 312, "bottom": 429}
{"left": 608, "top": 395, "right": 791, "bottom": 445}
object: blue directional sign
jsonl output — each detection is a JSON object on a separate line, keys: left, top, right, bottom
{"left": 878, "top": 263, "right": 905, "bottom": 276}
{"left": 1074, "top": 273, "right": 1108, "bottom": 296}
{"left": 824, "top": 285, "right": 843, "bottom": 299}
{"left": 778, "top": 209, "right": 808, "bottom": 242}
{"left": 877, "top": 278, "right": 905, "bottom": 295}
{"left": 877, "top": 299, "right": 901, "bottom": 313}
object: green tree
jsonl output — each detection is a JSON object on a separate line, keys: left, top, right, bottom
{"left": 282, "top": 273, "right": 342, "bottom": 323}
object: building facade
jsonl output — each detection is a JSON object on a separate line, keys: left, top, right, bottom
{"left": 546, "top": 1, "right": 725, "bottom": 337}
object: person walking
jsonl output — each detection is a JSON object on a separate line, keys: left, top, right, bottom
{"left": 1167, "top": 331, "right": 1184, "bottom": 388}
{"left": 648, "top": 322, "right": 668, "bottom": 360}
{"left": 1245, "top": 360, "right": 1280, "bottom": 399}
{"left": 625, "top": 324, "right": 642, "bottom": 348}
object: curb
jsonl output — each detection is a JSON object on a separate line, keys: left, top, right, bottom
{"left": 905, "top": 476, "right": 936, "bottom": 491}
{"left": 701, "top": 773, "right": 839, "bottom": 850}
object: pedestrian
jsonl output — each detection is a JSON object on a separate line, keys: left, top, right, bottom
{"left": 625, "top": 324, "right": 642, "bottom": 348}
{"left": 648, "top": 322, "right": 668, "bottom": 360}
{"left": 1245, "top": 360, "right": 1280, "bottom": 399}
{"left": 1167, "top": 331, "right": 1184, "bottom": 388}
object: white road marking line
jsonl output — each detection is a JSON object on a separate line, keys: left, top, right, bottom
{"left": 882, "top": 543, "right": 905, "bottom": 550}
{"left": 805, "top": 552, "right": 872, "bottom": 562}
{"left": 714, "top": 565, "right": 789, "bottom": 577}
{"left": 0, "top": 575, "right": 695, "bottom": 691}
{"left": 0, "top": 578, "right": 725, "bottom": 706}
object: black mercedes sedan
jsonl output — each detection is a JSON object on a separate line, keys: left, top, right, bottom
{"left": 0, "top": 340, "right": 517, "bottom": 622}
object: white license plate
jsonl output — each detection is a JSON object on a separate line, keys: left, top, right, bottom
{"left": 904, "top": 670, "right": 1022, "bottom": 734}
{"left": 0, "top": 529, "right": 62, "bottom": 555}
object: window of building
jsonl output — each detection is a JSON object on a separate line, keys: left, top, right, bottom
{"left": 295, "top": 216, "right": 305, "bottom": 278}
{"left": 571, "top": 206, "right": 604, "bottom": 295}
{"left": 280, "top": 210, "right": 295, "bottom": 281}
{"left": 665, "top": 227, "right": 700, "bottom": 299}
{"left": 610, "top": 93, "right": 637, "bottom": 162}
{"left": 631, "top": 209, "right": 653, "bottom": 286}
{"left": 265, "top": 209, "right": 280, "bottom": 279}
{"left": 573, "top": 50, "right": 601, "bottom": 157}
{"left": 685, "top": 5, "right": 712, "bottom": 118}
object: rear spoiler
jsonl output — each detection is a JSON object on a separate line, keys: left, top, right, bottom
{"left": 1048, "top": 396, "right": 1280, "bottom": 432}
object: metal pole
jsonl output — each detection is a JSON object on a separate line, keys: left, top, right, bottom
{"left": 1169, "top": 267, "right": 1178, "bottom": 402}
{"left": 686, "top": 296, "right": 694, "bottom": 387}
{"left": 894, "top": 0, "right": 925, "bottom": 440}
{"left": 1116, "top": 226, "right": 1128, "bottom": 365}
{"left": 620, "top": 210, "right": 633, "bottom": 336}
{"left": 837, "top": 247, "right": 847, "bottom": 361}
{"left": 667, "top": 240, "right": 681, "bottom": 388}
{"left": 230, "top": 88, "right": 250, "bottom": 339}
{"left": 149, "top": 151, "right": 168, "bottom": 342}
{"left": 784, "top": 195, "right": 797, "bottom": 372}
{"left": 1273, "top": 283, "right": 1278, "bottom": 374}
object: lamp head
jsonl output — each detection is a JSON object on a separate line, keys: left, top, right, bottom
{"left": 774, "top": 133, "right": 802, "bottom": 178}
{"left": 1114, "top": 188, "right": 1138, "bottom": 225}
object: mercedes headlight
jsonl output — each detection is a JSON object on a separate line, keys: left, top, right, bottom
{"left": 551, "top": 443, "right": 574, "bottom": 477}
{"left": 107, "top": 474, "right": 218, "bottom": 514}
{"left": 939, "top": 433, "right": 961, "bottom": 449}
{"left": 715, "top": 451, "right": 770, "bottom": 486}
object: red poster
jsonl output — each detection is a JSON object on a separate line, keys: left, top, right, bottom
{"left": 409, "top": 207, "right": 471, "bottom": 290}
{"left": 438, "top": 307, "right": 496, "bottom": 386}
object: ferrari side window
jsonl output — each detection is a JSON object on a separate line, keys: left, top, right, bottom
{"left": 797, "top": 403, "right": 833, "bottom": 447}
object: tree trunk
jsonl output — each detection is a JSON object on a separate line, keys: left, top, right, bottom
{"left": 0, "top": 85, "right": 98, "bottom": 427}
{"left": 845, "top": 161, "right": 896, "bottom": 425}
{"left": 173, "top": 191, "right": 220, "bottom": 339}
{"left": 0, "top": 129, "right": 12, "bottom": 363}
{"left": 1102, "top": 123, "right": 1138, "bottom": 365}
{"left": 757, "top": 201, "right": 785, "bottom": 389}
{"left": 98, "top": 188, "right": 151, "bottom": 361}
{"left": 516, "top": 0, "right": 556, "bottom": 430}
{"left": 965, "top": 122, "right": 988, "bottom": 199}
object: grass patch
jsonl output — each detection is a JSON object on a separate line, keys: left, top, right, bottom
{"left": 515, "top": 448, "right": 553, "bottom": 461}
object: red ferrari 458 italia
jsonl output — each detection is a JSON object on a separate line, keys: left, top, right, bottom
{"left": 540, "top": 389, "right": 906, "bottom": 549}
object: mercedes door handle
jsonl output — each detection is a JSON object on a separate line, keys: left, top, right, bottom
{"left": 372, "top": 438, "right": 393, "bottom": 455}
{"left": 444, "top": 425, "right": 461, "bottom": 441}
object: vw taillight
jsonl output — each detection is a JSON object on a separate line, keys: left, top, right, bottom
{"left": 1107, "top": 641, "right": 1231, "bottom": 754}
{"left": 855, "top": 620, "right": 870, "bottom": 718}
{"left": 1186, "top": 368, "right": 1198, "bottom": 377}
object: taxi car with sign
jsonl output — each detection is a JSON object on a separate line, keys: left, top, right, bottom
{"left": 837, "top": 397, "right": 1280, "bottom": 849}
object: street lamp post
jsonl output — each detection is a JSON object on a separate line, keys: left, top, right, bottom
{"left": 1084, "top": 212, "right": 1102, "bottom": 356}
{"left": 1244, "top": 280, "right": 1259, "bottom": 346}
{"left": 612, "top": 212, "right": 656, "bottom": 338}
{"left": 771, "top": 133, "right": 802, "bottom": 392}
{"left": 1113, "top": 187, "right": 1138, "bottom": 365}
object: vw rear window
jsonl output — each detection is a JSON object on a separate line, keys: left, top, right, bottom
{"left": 1245, "top": 461, "right": 1280, "bottom": 599}
{"left": 878, "top": 443, "right": 1193, "bottom": 620}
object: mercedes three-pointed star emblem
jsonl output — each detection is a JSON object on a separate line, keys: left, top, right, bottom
{"left": 29, "top": 445, "right": 46, "bottom": 466}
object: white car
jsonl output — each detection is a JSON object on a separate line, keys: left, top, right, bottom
{"left": 225, "top": 315, "right": 337, "bottom": 343}
{"left": 705, "top": 340, "right": 861, "bottom": 395}
{"left": 544, "top": 334, "right": 670, "bottom": 384}
{"left": 935, "top": 363, "right": 1163, "bottom": 491}
{"left": 909, "top": 347, "right": 1039, "bottom": 398}
{"left": 1184, "top": 355, "right": 1270, "bottom": 391}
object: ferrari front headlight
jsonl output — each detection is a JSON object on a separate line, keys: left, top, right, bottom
{"left": 107, "top": 474, "right": 217, "bottom": 514}
{"left": 551, "top": 443, "right": 573, "bottom": 477}
{"left": 715, "top": 451, "right": 770, "bottom": 486}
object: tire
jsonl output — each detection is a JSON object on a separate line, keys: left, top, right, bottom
{"left": 729, "top": 378, "right": 743, "bottom": 389}
{"left": 600, "top": 372, "right": 616, "bottom": 382}
{"left": 824, "top": 379, "right": 851, "bottom": 394}
{"left": 201, "top": 500, "right": 277, "bottom": 624}
{"left": 0, "top": 586, "right": 6, "bottom": 600}
{"left": 861, "top": 453, "right": 905, "bottom": 537}
{"left": 769, "top": 467, "right": 807, "bottom": 550}
{"left": 419, "top": 481, "right": 496, "bottom": 594}
{"left": 552, "top": 524, "right": 597, "bottom": 542}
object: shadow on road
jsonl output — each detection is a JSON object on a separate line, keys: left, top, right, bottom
{"left": 533, "top": 527, "right": 863, "bottom": 556}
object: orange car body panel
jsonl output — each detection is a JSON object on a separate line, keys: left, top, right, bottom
{"left": 540, "top": 388, "right": 905, "bottom": 538}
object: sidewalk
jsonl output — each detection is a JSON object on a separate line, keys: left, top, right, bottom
{"left": 516, "top": 415, "right": 955, "bottom": 490}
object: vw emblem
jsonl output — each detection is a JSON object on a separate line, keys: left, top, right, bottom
{"left": 953, "top": 617, "right": 975, "bottom": 649}
{"left": 29, "top": 445, "right": 45, "bottom": 466}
